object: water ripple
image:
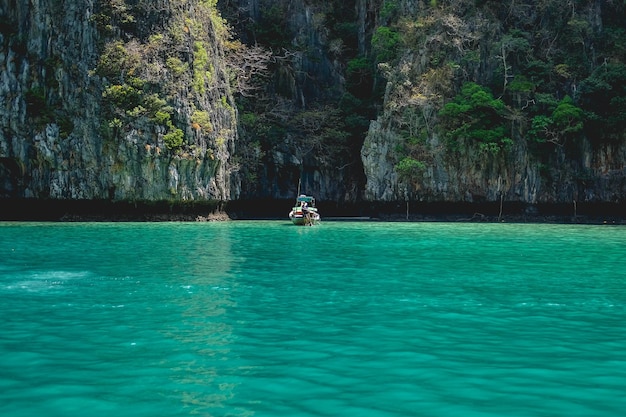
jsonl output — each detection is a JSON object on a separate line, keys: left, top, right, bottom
{"left": 1, "top": 222, "right": 625, "bottom": 416}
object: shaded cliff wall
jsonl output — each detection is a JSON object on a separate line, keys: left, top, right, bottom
{"left": 0, "top": 0, "right": 239, "bottom": 201}
{"left": 222, "top": 0, "right": 372, "bottom": 203}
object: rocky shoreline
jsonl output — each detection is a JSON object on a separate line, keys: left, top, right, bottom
{"left": 36, "top": 213, "right": 626, "bottom": 225}
{"left": 375, "top": 213, "right": 625, "bottom": 225}
{"left": 0, "top": 198, "right": 623, "bottom": 224}
{"left": 57, "top": 211, "right": 232, "bottom": 222}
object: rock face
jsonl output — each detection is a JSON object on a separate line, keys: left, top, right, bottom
{"left": 362, "top": 91, "right": 626, "bottom": 204}
{"left": 0, "top": 0, "right": 239, "bottom": 201}
{"left": 361, "top": 0, "right": 626, "bottom": 205}
{"left": 1, "top": 0, "right": 625, "bottom": 211}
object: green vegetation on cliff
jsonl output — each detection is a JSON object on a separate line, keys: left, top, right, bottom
{"left": 439, "top": 82, "right": 511, "bottom": 154}
{"left": 93, "top": 0, "right": 232, "bottom": 153}
{"left": 378, "top": 0, "right": 625, "bottom": 147}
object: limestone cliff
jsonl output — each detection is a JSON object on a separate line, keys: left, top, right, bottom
{"left": 362, "top": 0, "right": 626, "bottom": 205}
{"left": 1, "top": 0, "right": 625, "bottom": 215}
{"left": 0, "top": 0, "right": 239, "bottom": 201}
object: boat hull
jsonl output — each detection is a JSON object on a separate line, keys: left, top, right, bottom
{"left": 289, "top": 211, "right": 320, "bottom": 226}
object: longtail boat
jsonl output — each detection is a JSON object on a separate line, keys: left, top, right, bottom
{"left": 289, "top": 195, "right": 320, "bottom": 226}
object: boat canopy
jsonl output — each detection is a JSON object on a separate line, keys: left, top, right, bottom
{"left": 296, "top": 195, "right": 315, "bottom": 204}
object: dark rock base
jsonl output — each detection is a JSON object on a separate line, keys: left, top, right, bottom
{"left": 0, "top": 198, "right": 623, "bottom": 224}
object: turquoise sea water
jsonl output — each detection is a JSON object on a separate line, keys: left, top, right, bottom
{"left": 1, "top": 221, "right": 625, "bottom": 417}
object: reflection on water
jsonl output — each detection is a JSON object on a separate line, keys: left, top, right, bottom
{"left": 157, "top": 224, "right": 248, "bottom": 414}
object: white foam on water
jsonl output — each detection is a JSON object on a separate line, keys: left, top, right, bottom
{"left": 3, "top": 270, "right": 92, "bottom": 293}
